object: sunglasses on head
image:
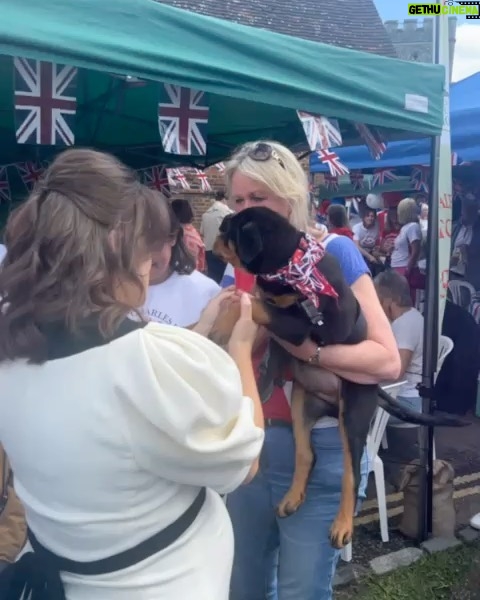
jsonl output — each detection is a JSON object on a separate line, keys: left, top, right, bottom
{"left": 247, "top": 142, "right": 285, "bottom": 169}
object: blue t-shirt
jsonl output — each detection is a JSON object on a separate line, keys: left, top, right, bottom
{"left": 220, "top": 233, "right": 369, "bottom": 288}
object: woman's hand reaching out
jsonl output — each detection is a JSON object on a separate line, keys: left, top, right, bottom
{"left": 228, "top": 293, "right": 259, "bottom": 357}
{"left": 192, "top": 286, "right": 236, "bottom": 336}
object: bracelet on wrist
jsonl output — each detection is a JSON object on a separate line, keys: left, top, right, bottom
{"left": 306, "top": 345, "right": 322, "bottom": 365}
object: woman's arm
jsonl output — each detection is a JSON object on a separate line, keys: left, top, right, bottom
{"left": 406, "top": 239, "right": 421, "bottom": 275}
{"left": 354, "top": 239, "right": 376, "bottom": 264}
{"left": 275, "top": 274, "right": 401, "bottom": 384}
{"left": 229, "top": 347, "right": 264, "bottom": 483}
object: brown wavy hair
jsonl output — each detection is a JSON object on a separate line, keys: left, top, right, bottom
{"left": 0, "top": 148, "right": 170, "bottom": 364}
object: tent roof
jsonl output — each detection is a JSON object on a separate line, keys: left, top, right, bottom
{"left": 310, "top": 72, "right": 480, "bottom": 172}
{"left": 0, "top": 0, "right": 445, "bottom": 166}
{"left": 155, "top": 0, "right": 398, "bottom": 57}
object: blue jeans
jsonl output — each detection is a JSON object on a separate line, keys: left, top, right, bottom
{"left": 227, "top": 425, "right": 368, "bottom": 600}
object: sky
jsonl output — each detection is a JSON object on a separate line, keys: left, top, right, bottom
{"left": 374, "top": 0, "right": 480, "bottom": 82}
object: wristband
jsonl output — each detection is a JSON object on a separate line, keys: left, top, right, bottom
{"left": 306, "top": 346, "right": 322, "bottom": 365}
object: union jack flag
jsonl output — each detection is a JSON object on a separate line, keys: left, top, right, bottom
{"left": 350, "top": 170, "right": 364, "bottom": 190}
{"left": 14, "top": 58, "right": 77, "bottom": 146}
{"left": 214, "top": 162, "right": 226, "bottom": 172}
{"left": 411, "top": 165, "right": 430, "bottom": 193}
{"left": 297, "top": 112, "right": 342, "bottom": 151}
{"left": 17, "top": 161, "right": 44, "bottom": 191}
{"left": 0, "top": 168, "right": 11, "bottom": 203}
{"left": 143, "top": 165, "right": 170, "bottom": 197}
{"left": 354, "top": 123, "right": 387, "bottom": 160}
{"left": 324, "top": 174, "right": 339, "bottom": 191}
{"left": 158, "top": 85, "right": 209, "bottom": 156}
{"left": 317, "top": 149, "right": 349, "bottom": 177}
{"left": 371, "top": 168, "right": 397, "bottom": 187}
{"left": 195, "top": 169, "right": 212, "bottom": 192}
{"left": 171, "top": 168, "right": 190, "bottom": 190}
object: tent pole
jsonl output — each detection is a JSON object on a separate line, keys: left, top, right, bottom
{"left": 417, "top": 8, "right": 442, "bottom": 543}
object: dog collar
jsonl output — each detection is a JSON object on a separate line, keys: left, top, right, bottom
{"left": 260, "top": 233, "right": 338, "bottom": 308}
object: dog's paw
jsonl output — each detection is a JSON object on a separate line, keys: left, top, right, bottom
{"left": 276, "top": 488, "right": 306, "bottom": 518}
{"left": 329, "top": 517, "right": 353, "bottom": 549}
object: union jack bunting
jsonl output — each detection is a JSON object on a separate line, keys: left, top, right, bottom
{"left": 195, "top": 169, "right": 212, "bottom": 192}
{"left": 324, "top": 174, "right": 339, "bottom": 191}
{"left": 317, "top": 149, "right": 349, "bottom": 177}
{"left": 158, "top": 84, "right": 209, "bottom": 156}
{"left": 411, "top": 165, "right": 430, "bottom": 193}
{"left": 14, "top": 58, "right": 77, "bottom": 146}
{"left": 297, "top": 112, "right": 342, "bottom": 151}
{"left": 143, "top": 165, "right": 170, "bottom": 197}
{"left": 349, "top": 170, "right": 364, "bottom": 190}
{"left": 214, "top": 162, "right": 226, "bottom": 172}
{"left": 0, "top": 167, "right": 11, "bottom": 203}
{"left": 171, "top": 168, "right": 190, "bottom": 190}
{"left": 354, "top": 123, "right": 387, "bottom": 160}
{"left": 371, "top": 168, "right": 397, "bottom": 187}
{"left": 17, "top": 161, "right": 44, "bottom": 191}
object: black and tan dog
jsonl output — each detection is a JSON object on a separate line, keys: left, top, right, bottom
{"left": 210, "top": 206, "right": 467, "bottom": 549}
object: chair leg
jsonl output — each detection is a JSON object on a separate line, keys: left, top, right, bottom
{"left": 381, "top": 430, "right": 388, "bottom": 450}
{"left": 374, "top": 457, "right": 389, "bottom": 543}
{"left": 341, "top": 542, "right": 352, "bottom": 562}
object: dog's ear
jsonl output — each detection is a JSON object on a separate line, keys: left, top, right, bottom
{"left": 236, "top": 221, "right": 263, "bottom": 266}
{"left": 219, "top": 213, "right": 234, "bottom": 234}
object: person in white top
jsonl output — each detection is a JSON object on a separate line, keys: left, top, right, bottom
{"left": 375, "top": 269, "right": 423, "bottom": 420}
{"left": 200, "top": 191, "right": 232, "bottom": 283}
{"left": 391, "top": 197, "right": 424, "bottom": 303}
{"left": 391, "top": 197, "right": 422, "bottom": 274}
{"left": 141, "top": 209, "right": 222, "bottom": 328}
{"left": 352, "top": 207, "right": 382, "bottom": 274}
{"left": 0, "top": 149, "right": 264, "bottom": 600}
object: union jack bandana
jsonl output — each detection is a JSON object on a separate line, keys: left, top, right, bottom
{"left": 260, "top": 233, "right": 338, "bottom": 309}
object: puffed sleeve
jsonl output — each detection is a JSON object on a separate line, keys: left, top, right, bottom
{"left": 112, "top": 322, "right": 264, "bottom": 494}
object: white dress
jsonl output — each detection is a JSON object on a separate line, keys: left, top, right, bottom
{"left": 0, "top": 322, "right": 263, "bottom": 599}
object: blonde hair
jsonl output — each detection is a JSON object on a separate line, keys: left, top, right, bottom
{"left": 224, "top": 140, "right": 310, "bottom": 231}
{"left": 397, "top": 197, "right": 419, "bottom": 226}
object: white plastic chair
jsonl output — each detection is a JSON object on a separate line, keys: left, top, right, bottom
{"left": 448, "top": 279, "right": 476, "bottom": 309}
{"left": 382, "top": 335, "right": 454, "bottom": 460}
{"left": 340, "top": 381, "right": 406, "bottom": 562}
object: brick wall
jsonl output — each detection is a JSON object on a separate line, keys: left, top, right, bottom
{"left": 169, "top": 165, "right": 224, "bottom": 229}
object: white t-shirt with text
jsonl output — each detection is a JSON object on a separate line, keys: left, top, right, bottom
{"left": 391, "top": 222, "right": 422, "bottom": 268}
{"left": 352, "top": 222, "right": 379, "bottom": 251}
{"left": 391, "top": 308, "right": 424, "bottom": 397}
{"left": 142, "top": 271, "right": 220, "bottom": 327}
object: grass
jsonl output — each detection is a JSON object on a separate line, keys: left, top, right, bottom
{"left": 336, "top": 542, "right": 480, "bottom": 600}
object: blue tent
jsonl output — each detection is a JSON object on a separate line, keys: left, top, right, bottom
{"left": 310, "top": 71, "right": 480, "bottom": 173}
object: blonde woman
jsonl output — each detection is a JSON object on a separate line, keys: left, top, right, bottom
{"left": 222, "top": 141, "right": 400, "bottom": 600}
{"left": 391, "top": 197, "right": 424, "bottom": 302}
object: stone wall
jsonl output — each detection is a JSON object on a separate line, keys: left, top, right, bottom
{"left": 384, "top": 18, "right": 457, "bottom": 80}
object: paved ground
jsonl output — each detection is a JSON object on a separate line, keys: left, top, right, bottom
{"left": 346, "top": 415, "right": 480, "bottom": 567}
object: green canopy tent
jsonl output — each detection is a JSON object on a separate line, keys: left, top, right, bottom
{"left": 0, "top": 0, "right": 445, "bottom": 168}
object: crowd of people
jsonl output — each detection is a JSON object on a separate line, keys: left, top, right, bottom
{"left": 0, "top": 140, "right": 476, "bottom": 600}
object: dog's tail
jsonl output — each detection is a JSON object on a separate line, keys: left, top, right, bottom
{"left": 377, "top": 388, "right": 469, "bottom": 427}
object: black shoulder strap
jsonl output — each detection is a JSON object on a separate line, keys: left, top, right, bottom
{"left": 28, "top": 487, "right": 206, "bottom": 576}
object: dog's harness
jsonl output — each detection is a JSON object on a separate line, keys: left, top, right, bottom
{"left": 259, "top": 233, "right": 338, "bottom": 325}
